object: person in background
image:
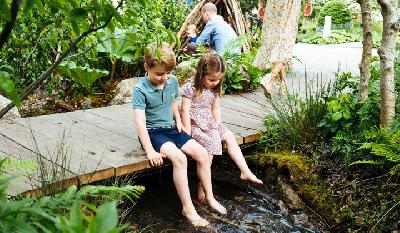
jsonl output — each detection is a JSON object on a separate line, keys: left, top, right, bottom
{"left": 254, "top": 0, "right": 305, "bottom": 97}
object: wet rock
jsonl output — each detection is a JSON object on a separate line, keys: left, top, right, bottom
{"left": 0, "top": 95, "right": 21, "bottom": 119}
{"left": 264, "top": 166, "right": 280, "bottom": 184}
{"left": 277, "top": 176, "right": 305, "bottom": 210}
{"left": 292, "top": 213, "right": 309, "bottom": 225}
{"left": 277, "top": 200, "right": 289, "bottom": 217}
{"left": 109, "top": 78, "right": 140, "bottom": 105}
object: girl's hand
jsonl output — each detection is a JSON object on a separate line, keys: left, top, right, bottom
{"left": 147, "top": 150, "right": 165, "bottom": 167}
{"left": 258, "top": 6, "right": 265, "bottom": 19}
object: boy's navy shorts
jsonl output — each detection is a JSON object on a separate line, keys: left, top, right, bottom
{"left": 146, "top": 126, "right": 192, "bottom": 153}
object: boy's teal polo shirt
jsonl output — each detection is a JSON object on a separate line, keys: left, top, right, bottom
{"left": 132, "top": 75, "right": 179, "bottom": 128}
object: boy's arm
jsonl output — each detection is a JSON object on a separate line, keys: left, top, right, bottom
{"left": 181, "top": 97, "right": 192, "bottom": 135}
{"left": 134, "top": 109, "right": 165, "bottom": 167}
{"left": 211, "top": 96, "right": 222, "bottom": 123}
{"left": 173, "top": 99, "right": 187, "bottom": 133}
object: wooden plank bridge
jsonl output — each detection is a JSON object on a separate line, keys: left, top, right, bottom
{"left": 0, "top": 90, "right": 269, "bottom": 196}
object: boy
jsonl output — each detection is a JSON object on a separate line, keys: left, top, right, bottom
{"left": 132, "top": 43, "right": 226, "bottom": 227}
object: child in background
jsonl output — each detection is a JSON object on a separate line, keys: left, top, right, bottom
{"left": 186, "top": 24, "right": 198, "bottom": 43}
{"left": 133, "top": 43, "right": 225, "bottom": 226}
{"left": 181, "top": 52, "right": 263, "bottom": 204}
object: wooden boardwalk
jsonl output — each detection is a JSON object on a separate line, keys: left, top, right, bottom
{"left": 0, "top": 90, "right": 270, "bottom": 196}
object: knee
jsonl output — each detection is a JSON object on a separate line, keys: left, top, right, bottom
{"left": 196, "top": 148, "right": 210, "bottom": 165}
{"left": 224, "top": 131, "right": 236, "bottom": 143}
{"left": 173, "top": 153, "right": 187, "bottom": 167}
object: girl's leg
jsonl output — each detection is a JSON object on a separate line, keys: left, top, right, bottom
{"left": 160, "top": 142, "right": 209, "bottom": 227}
{"left": 198, "top": 154, "right": 213, "bottom": 204}
{"left": 223, "top": 130, "right": 263, "bottom": 185}
{"left": 181, "top": 140, "right": 227, "bottom": 214}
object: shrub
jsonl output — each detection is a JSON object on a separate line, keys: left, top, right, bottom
{"left": 301, "top": 30, "right": 359, "bottom": 44}
{"left": 259, "top": 82, "right": 332, "bottom": 156}
{"left": 317, "top": 1, "right": 352, "bottom": 25}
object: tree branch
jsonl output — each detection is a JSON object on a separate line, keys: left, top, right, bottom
{"left": 0, "top": 0, "right": 20, "bottom": 50}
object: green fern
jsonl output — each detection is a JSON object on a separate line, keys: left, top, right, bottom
{"left": 0, "top": 156, "right": 39, "bottom": 177}
{"left": 357, "top": 128, "right": 400, "bottom": 175}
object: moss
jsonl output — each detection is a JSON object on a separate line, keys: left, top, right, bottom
{"left": 253, "top": 151, "right": 350, "bottom": 226}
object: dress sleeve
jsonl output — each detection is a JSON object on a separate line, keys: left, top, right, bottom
{"left": 181, "top": 81, "right": 195, "bottom": 99}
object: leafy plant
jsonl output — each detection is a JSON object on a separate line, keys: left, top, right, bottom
{"left": 0, "top": 158, "right": 145, "bottom": 233}
{"left": 318, "top": 93, "right": 358, "bottom": 133}
{"left": 301, "top": 30, "right": 359, "bottom": 44}
{"left": 259, "top": 81, "right": 331, "bottom": 156}
{"left": 58, "top": 61, "right": 109, "bottom": 94}
{"left": 354, "top": 128, "right": 400, "bottom": 175}
{"left": 96, "top": 28, "right": 135, "bottom": 82}
{"left": 222, "top": 36, "right": 267, "bottom": 93}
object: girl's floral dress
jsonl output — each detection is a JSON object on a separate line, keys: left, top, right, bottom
{"left": 181, "top": 81, "right": 228, "bottom": 155}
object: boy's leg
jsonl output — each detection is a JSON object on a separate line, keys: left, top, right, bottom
{"left": 181, "top": 140, "right": 227, "bottom": 214}
{"left": 160, "top": 142, "right": 209, "bottom": 227}
{"left": 198, "top": 154, "right": 213, "bottom": 204}
{"left": 223, "top": 130, "right": 263, "bottom": 185}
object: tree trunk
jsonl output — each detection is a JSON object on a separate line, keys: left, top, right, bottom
{"left": 377, "top": 0, "right": 399, "bottom": 127}
{"left": 357, "top": 0, "right": 373, "bottom": 103}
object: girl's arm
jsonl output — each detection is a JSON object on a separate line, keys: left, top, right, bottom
{"left": 134, "top": 109, "right": 165, "bottom": 166}
{"left": 211, "top": 96, "right": 222, "bottom": 123}
{"left": 181, "top": 97, "right": 192, "bottom": 135}
{"left": 172, "top": 99, "right": 186, "bottom": 133}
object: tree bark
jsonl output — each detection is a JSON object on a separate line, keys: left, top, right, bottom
{"left": 357, "top": 0, "right": 373, "bottom": 103}
{"left": 377, "top": 0, "right": 399, "bottom": 127}
{"left": 0, "top": 0, "right": 20, "bottom": 50}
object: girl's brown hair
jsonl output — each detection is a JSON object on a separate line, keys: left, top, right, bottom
{"left": 194, "top": 52, "right": 225, "bottom": 97}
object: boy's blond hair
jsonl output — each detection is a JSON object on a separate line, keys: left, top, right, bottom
{"left": 144, "top": 42, "right": 176, "bottom": 71}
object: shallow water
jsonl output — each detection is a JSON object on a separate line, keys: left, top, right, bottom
{"left": 128, "top": 157, "right": 321, "bottom": 233}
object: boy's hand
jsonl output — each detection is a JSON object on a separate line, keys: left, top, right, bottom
{"left": 147, "top": 150, "right": 165, "bottom": 167}
{"left": 177, "top": 122, "right": 191, "bottom": 135}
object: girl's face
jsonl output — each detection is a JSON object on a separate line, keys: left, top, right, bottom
{"left": 203, "top": 72, "right": 223, "bottom": 89}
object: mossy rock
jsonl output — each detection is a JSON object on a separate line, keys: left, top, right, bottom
{"left": 250, "top": 151, "right": 351, "bottom": 226}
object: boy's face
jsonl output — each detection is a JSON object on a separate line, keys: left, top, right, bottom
{"left": 144, "top": 63, "right": 172, "bottom": 86}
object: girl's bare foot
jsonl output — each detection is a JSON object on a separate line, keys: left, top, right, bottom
{"left": 182, "top": 209, "right": 209, "bottom": 227}
{"left": 240, "top": 171, "right": 263, "bottom": 185}
{"left": 198, "top": 191, "right": 207, "bottom": 204}
{"left": 207, "top": 198, "right": 227, "bottom": 214}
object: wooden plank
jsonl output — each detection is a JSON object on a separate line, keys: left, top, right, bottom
{"left": 221, "top": 95, "right": 268, "bottom": 118}
{"left": 63, "top": 110, "right": 136, "bottom": 140}
{"left": 221, "top": 108, "right": 265, "bottom": 131}
{"left": 0, "top": 120, "right": 115, "bottom": 184}
{"left": 36, "top": 113, "right": 135, "bottom": 153}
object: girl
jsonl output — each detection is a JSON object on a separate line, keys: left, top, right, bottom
{"left": 181, "top": 52, "right": 263, "bottom": 206}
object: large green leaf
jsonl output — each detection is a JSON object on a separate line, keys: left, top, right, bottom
{"left": 88, "top": 201, "right": 118, "bottom": 233}
{"left": 58, "top": 61, "right": 109, "bottom": 92}
{"left": 0, "top": 71, "right": 21, "bottom": 107}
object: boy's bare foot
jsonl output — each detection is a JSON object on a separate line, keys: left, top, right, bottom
{"left": 240, "top": 171, "right": 263, "bottom": 185}
{"left": 207, "top": 198, "right": 227, "bottom": 215}
{"left": 182, "top": 210, "right": 209, "bottom": 227}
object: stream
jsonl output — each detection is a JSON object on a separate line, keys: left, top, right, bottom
{"left": 128, "top": 155, "right": 323, "bottom": 233}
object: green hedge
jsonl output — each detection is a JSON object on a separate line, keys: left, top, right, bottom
{"left": 317, "top": 0, "right": 352, "bottom": 25}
